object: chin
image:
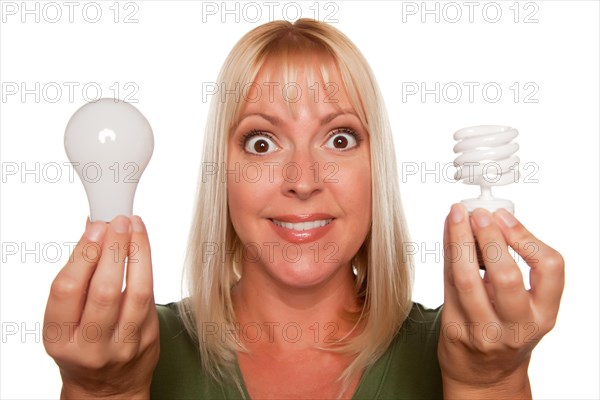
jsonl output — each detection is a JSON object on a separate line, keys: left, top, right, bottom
{"left": 264, "top": 256, "right": 350, "bottom": 290}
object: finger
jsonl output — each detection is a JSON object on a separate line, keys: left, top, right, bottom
{"left": 119, "top": 216, "right": 155, "bottom": 340}
{"left": 493, "top": 209, "right": 565, "bottom": 318}
{"left": 442, "top": 216, "right": 459, "bottom": 302}
{"left": 44, "top": 220, "right": 108, "bottom": 335}
{"left": 471, "top": 208, "right": 531, "bottom": 322}
{"left": 80, "top": 216, "right": 132, "bottom": 340}
{"left": 482, "top": 271, "right": 496, "bottom": 305}
{"left": 444, "top": 204, "right": 495, "bottom": 322}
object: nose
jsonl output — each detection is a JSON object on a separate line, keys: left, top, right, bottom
{"left": 280, "top": 150, "right": 323, "bottom": 200}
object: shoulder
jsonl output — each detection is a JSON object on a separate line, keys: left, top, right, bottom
{"left": 353, "top": 302, "right": 444, "bottom": 399}
{"left": 402, "top": 301, "right": 443, "bottom": 336}
{"left": 390, "top": 302, "right": 443, "bottom": 355}
{"left": 150, "top": 302, "right": 201, "bottom": 399}
{"left": 153, "top": 302, "right": 201, "bottom": 364}
{"left": 150, "top": 302, "right": 244, "bottom": 399}
{"left": 155, "top": 302, "right": 187, "bottom": 339}
{"left": 155, "top": 303, "right": 183, "bottom": 334}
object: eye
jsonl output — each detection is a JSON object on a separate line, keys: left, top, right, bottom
{"left": 324, "top": 128, "right": 361, "bottom": 151}
{"left": 241, "top": 130, "right": 278, "bottom": 155}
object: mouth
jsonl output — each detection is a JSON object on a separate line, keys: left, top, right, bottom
{"left": 268, "top": 214, "right": 336, "bottom": 244}
{"left": 270, "top": 218, "right": 333, "bottom": 231}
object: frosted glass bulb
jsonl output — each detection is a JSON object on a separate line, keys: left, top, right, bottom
{"left": 453, "top": 125, "right": 519, "bottom": 269}
{"left": 64, "top": 98, "right": 154, "bottom": 222}
{"left": 453, "top": 125, "right": 519, "bottom": 213}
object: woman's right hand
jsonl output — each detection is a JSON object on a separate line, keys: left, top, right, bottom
{"left": 43, "top": 215, "right": 159, "bottom": 399}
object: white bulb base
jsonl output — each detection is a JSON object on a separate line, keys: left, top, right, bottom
{"left": 462, "top": 196, "right": 514, "bottom": 271}
{"left": 461, "top": 197, "right": 514, "bottom": 214}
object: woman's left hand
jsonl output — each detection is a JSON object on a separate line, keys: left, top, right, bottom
{"left": 438, "top": 204, "right": 565, "bottom": 399}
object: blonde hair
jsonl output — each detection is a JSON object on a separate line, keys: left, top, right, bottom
{"left": 179, "top": 19, "right": 414, "bottom": 397}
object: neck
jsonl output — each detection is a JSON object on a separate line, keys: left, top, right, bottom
{"left": 231, "top": 262, "right": 362, "bottom": 349}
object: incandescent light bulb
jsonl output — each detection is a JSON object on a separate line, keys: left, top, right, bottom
{"left": 64, "top": 98, "right": 154, "bottom": 222}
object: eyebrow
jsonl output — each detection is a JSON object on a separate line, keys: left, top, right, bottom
{"left": 236, "top": 109, "right": 359, "bottom": 127}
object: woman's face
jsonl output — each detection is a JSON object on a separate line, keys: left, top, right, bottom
{"left": 228, "top": 57, "right": 372, "bottom": 289}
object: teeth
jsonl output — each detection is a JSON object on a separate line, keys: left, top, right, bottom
{"left": 272, "top": 219, "right": 332, "bottom": 231}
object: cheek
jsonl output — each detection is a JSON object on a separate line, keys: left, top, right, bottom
{"left": 333, "top": 160, "right": 372, "bottom": 224}
{"left": 227, "top": 180, "right": 244, "bottom": 228}
{"left": 226, "top": 161, "right": 274, "bottom": 239}
{"left": 227, "top": 152, "right": 248, "bottom": 238}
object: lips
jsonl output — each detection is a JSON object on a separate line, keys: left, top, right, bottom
{"left": 268, "top": 214, "right": 335, "bottom": 244}
{"left": 272, "top": 218, "right": 332, "bottom": 231}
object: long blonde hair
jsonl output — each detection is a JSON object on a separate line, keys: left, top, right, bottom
{"left": 179, "top": 18, "right": 414, "bottom": 396}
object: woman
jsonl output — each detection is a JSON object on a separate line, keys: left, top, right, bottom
{"left": 43, "top": 19, "right": 564, "bottom": 399}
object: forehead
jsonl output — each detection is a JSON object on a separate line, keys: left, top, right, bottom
{"left": 237, "top": 53, "right": 353, "bottom": 122}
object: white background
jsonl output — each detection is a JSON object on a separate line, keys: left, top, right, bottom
{"left": 1, "top": 1, "right": 598, "bottom": 398}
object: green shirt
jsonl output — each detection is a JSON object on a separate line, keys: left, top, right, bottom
{"left": 150, "top": 302, "right": 443, "bottom": 399}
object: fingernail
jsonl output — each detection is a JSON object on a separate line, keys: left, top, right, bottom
{"left": 496, "top": 208, "right": 517, "bottom": 228}
{"left": 112, "top": 215, "right": 131, "bottom": 234}
{"left": 131, "top": 215, "right": 146, "bottom": 233}
{"left": 450, "top": 204, "right": 464, "bottom": 224}
{"left": 473, "top": 209, "right": 491, "bottom": 228}
{"left": 85, "top": 222, "right": 106, "bottom": 242}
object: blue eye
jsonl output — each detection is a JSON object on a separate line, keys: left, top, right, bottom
{"left": 242, "top": 131, "right": 278, "bottom": 155}
{"left": 324, "top": 128, "right": 360, "bottom": 151}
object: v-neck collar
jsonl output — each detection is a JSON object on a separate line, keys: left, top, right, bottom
{"left": 230, "top": 345, "right": 394, "bottom": 399}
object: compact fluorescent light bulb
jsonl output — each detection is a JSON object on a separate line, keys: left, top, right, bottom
{"left": 453, "top": 125, "right": 519, "bottom": 268}
{"left": 453, "top": 125, "right": 519, "bottom": 212}
{"left": 64, "top": 98, "right": 154, "bottom": 222}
